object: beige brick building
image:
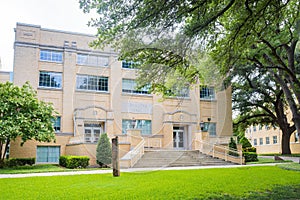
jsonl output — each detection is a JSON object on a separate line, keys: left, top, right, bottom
{"left": 10, "top": 23, "right": 233, "bottom": 166}
{"left": 245, "top": 124, "right": 300, "bottom": 154}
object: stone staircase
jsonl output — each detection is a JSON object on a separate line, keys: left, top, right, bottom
{"left": 132, "top": 150, "right": 235, "bottom": 168}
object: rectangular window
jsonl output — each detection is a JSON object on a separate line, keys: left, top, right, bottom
{"left": 77, "top": 54, "right": 109, "bottom": 67}
{"left": 39, "top": 71, "right": 62, "bottom": 89}
{"left": 122, "top": 79, "right": 150, "bottom": 94}
{"left": 259, "top": 125, "right": 262, "bottom": 130}
{"left": 122, "top": 119, "right": 152, "bottom": 135}
{"left": 273, "top": 136, "right": 278, "bottom": 144}
{"left": 36, "top": 146, "right": 60, "bottom": 163}
{"left": 40, "top": 50, "right": 63, "bottom": 63}
{"left": 253, "top": 139, "right": 257, "bottom": 146}
{"left": 53, "top": 116, "right": 61, "bottom": 132}
{"left": 266, "top": 137, "right": 270, "bottom": 144}
{"left": 167, "top": 86, "right": 190, "bottom": 98}
{"left": 253, "top": 126, "right": 256, "bottom": 132}
{"left": 122, "top": 60, "right": 136, "bottom": 69}
{"left": 76, "top": 75, "right": 108, "bottom": 92}
{"left": 201, "top": 122, "right": 216, "bottom": 136}
{"left": 200, "top": 86, "right": 215, "bottom": 100}
{"left": 259, "top": 138, "right": 263, "bottom": 145}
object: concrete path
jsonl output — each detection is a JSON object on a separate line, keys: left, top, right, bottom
{"left": 259, "top": 156, "right": 300, "bottom": 163}
{"left": 0, "top": 163, "right": 280, "bottom": 179}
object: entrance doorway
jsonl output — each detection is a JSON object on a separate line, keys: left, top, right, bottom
{"left": 173, "top": 127, "right": 185, "bottom": 149}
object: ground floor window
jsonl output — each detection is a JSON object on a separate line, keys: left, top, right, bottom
{"left": 273, "top": 136, "right": 278, "bottom": 144}
{"left": 253, "top": 138, "right": 257, "bottom": 146}
{"left": 266, "top": 137, "right": 270, "bottom": 144}
{"left": 36, "top": 146, "right": 60, "bottom": 163}
{"left": 122, "top": 119, "right": 152, "bottom": 135}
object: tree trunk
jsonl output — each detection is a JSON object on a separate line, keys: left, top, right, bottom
{"left": 281, "top": 132, "right": 291, "bottom": 155}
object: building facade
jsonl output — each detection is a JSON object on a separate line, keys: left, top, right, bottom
{"left": 245, "top": 124, "right": 300, "bottom": 154}
{"left": 10, "top": 23, "right": 233, "bottom": 166}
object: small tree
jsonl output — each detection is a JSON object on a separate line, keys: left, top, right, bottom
{"left": 0, "top": 82, "right": 56, "bottom": 166}
{"left": 228, "top": 137, "right": 239, "bottom": 156}
{"left": 96, "top": 133, "right": 112, "bottom": 168}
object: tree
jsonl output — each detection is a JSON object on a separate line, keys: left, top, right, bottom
{"left": 96, "top": 133, "right": 112, "bottom": 168}
{"left": 0, "top": 82, "right": 56, "bottom": 164}
{"left": 231, "top": 66, "right": 295, "bottom": 154}
{"left": 80, "top": 0, "right": 300, "bottom": 135}
{"left": 228, "top": 137, "right": 238, "bottom": 156}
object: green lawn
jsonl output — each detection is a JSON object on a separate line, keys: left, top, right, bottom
{"left": 0, "top": 166, "right": 300, "bottom": 199}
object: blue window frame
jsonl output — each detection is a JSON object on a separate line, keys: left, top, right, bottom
{"left": 40, "top": 50, "right": 63, "bottom": 63}
{"left": 36, "top": 146, "right": 60, "bottom": 163}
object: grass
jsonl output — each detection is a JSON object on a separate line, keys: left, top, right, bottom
{"left": 0, "top": 164, "right": 104, "bottom": 174}
{"left": 278, "top": 163, "right": 300, "bottom": 171}
{"left": 247, "top": 157, "right": 292, "bottom": 164}
{"left": 0, "top": 166, "right": 300, "bottom": 199}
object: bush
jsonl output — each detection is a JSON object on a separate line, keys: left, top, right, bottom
{"left": 228, "top": 137, "right": 239, "bottom": 156}
{"left": 239, "top": 137, "right": 252, "bottom": 149}
{"left": 243, "top": 152, "right": 258, "bottom": 162}
{"left": 59, "top": 155, "right": 89, "bottom": 169}
{"left": 243, "top": 147, "right": 257, "bottom": 153}
{"left": 96, "top": 133, "right": 112, "bottom": 168}
{"left": 5, "top": 158, "right": 35, "bottom": 167}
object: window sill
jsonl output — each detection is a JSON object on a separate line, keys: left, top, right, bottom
{"left": 122, "top": 93, "right": 153, "bottom": 97}
{"left": 200, "top": 99, "right": 217, "bottom": 102}
{"left": 38, "top": 87, "right": 62, "bottom": 91}
{"left": 76, "top": 90, "right": 110, "bottom": 94}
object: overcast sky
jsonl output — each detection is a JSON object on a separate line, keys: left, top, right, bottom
{"left": 0, "top": 0, "right": 97, "bottom": 71}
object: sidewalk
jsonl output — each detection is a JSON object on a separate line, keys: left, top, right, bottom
{"left": 0, "top": 163, "right": 280, "bottom": 179}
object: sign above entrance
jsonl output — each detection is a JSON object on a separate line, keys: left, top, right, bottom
{"left": 122, "top": 101, "right": 153, "bottom": 114}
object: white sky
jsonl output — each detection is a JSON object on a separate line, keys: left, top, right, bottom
{"left": 0, "top": 0, "right": 97, "bottom": 71}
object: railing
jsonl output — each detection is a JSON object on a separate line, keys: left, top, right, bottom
{"left": 193, "top": 137, "right": 245, "bottom": 165}
{"left": 129, "top": 139, "right": 145, "bottom": 167}
{"left": 144, "top": 137, "right": 162, "bottom": 149}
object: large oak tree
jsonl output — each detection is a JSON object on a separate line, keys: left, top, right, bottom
{"left": 80, "top": 0, "right": 300, "bottom": 137}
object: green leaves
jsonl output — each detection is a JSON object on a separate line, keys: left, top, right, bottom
{"left": 0, "top": 82, "right": 56, "bottom": 157}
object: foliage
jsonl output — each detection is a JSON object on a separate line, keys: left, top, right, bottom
{"left": 243, "top": 152, "right": 259, "bottom": 162}
{"left": 1, "top": 166, "right": 300, "bottom": 199}
{"left": 80, "top": 0, "right": 300, "bottom": 137}
{"left": 96, "top": 133, "right": 112, "bottom": 168}
{"left": 228, "top": 137, "right": 239, "bottom": 156}
{"left": 239, "top": 137, "right": 252, "bottom": 149}
{"left": 0, "top": 82, "right": 56, "bottom": 162}
{"left": 4, "top": 158, "right": 35, "bottom": 167}
{"left": 59, "top": 155, "right": 89, "bottom": 169}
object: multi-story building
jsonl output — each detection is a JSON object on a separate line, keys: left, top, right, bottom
{"left": 10, "top": 23, "right": 233, "bottom": 166}
{"left": 245, "top": 124, "right": 300, "bottom": 154}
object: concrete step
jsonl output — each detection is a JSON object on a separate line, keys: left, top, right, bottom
{"left": 132, "top": 150, "right": 235, "bottom": 168}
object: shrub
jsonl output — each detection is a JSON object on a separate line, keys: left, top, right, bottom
{"left": 239, "top": 136, "right": 252, "bottom": 149}
{"left": 59, "top": 155, "right": 89, "bottom": 169}
{"left": 96, "top": 133, "right": 112, "bottom": 168}
{"left": 243, "top": 152, "right": 258, "bottom": 162}
{"left": 6, "top": 158, "right": 35, "bottom": 167}
{"left": 243, "top": 147, "right": 257, "bottom": 153}
{"left": 228, "top": 137, "right": 239, "bottom": 156}
{"left": 59, "top": 156, "right": 68, "bottom": 167}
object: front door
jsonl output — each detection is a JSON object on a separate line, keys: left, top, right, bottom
{"left": 173, "top": 128, "right": 184, "bottom": 149}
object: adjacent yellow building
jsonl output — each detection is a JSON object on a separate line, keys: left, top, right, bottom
{"left": 10, "top": 23, "right": 234, "bottom": 166}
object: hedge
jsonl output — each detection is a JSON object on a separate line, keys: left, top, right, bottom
{"left": 5, "top": 158, "right": 35, "bottom": 167}
{"left": 243, "top": 152, "right": 258, "bottom": 162}
{"left": 59, "top": 155, "right": 89, "bottom": 169}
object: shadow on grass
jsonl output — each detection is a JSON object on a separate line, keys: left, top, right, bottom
{"left": 195, "top": 184, "right": 300, "bottom": 200}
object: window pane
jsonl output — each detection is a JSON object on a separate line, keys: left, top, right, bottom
{"left": 122, "top": 119, "right": 151, "bottom": 135}
{"left": 200, "top": 87, "right": 215, "bottom": 100}
{"left": 122, "top": 79, "right": 149, "bottom": 94}
{"left": 76, "top": 75, "right": 108, "bottom": 92}
{"left": 40, "top": 50, "right": 62, "bottom": 63}
{"left": 76, "top": 76, "right": 88, "bottom": 90}
{"left": 39, "top": 72, "right": 62, "bottom": 88}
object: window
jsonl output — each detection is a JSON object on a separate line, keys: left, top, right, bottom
{"left": 259, "top": 138, "right": 263, "bottom": 145}
{"left": 122, "top": 119, "right": 151, "bottom": 135}
{"left": 259, "top": 125, "right": 262, "bottom": 130}
{"left": 253, "top": 139, "right": 257, "bottom": 146}
{"left": 84, "top": 123, "right": 102, "bottom": 143}
{"left": 273, "top": 136, "right": 278, "bottom": 144}
{"left": 266, "top": 137, "right": 270, "bottom": 144}
{"left": 77, "top": 54, "right": 109, "bottom": 67}
{"left": 122, "top": 60, "right": 136, "bottom": 69}
{"left": 40, "top": 50, "right": 63, "bottom": 63}
{"left": 201, "top": 122, "right": 216, "bottom": 136}
{"left": 39, "top": 72, "right": 62, "bottom": 89}
{"left": 52, "top": 116, "right": 61, "bottom": 132}
{"left": 253, "top": 126, "right": 256, "bottom": 132}
{"left": 167, "top": 86, "right": 190, "bottom": 98}
{"left": 265, "top": 125, "right": 270, "bottom": 130}
{"left": 36, "top": 146, "right": 60, "bottom": 163}
{"left": 122, "top": 79, "right": 150, "bottom": 94}
{"left": 200, "top": 86, "right": 215, "bottom": 100}
{"left": 76, "top": 75, "right": 108, "bottom": 92}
